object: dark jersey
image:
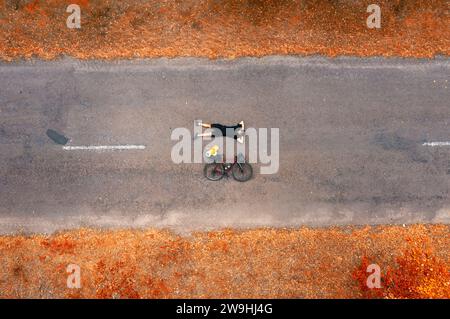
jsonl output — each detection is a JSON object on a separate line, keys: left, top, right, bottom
{"left": 210, "top": 123, "right": 243, "bottom": 139}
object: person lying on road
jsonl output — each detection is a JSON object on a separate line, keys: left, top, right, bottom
{"left": 195, "top": 120, "right": 245, "bottom": 143}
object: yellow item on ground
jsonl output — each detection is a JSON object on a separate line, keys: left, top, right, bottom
{"left": 206, "top": 145, "right": 219, "bottom": 157}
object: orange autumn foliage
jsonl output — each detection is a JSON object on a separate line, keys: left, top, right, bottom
{"left": 384, "top": 239, "right": 450, "bottom": 299}
{"left": 352, "top": 256, "right": 384, "bottom": 299}
{"left": 0, "top": 0, "right": 448, "bottom": 60}
{"left": 94, "top": 260, "right": 141, "bottom": 299}
{"left": 353, "top": 237, "right": 450, "bottom": 299}
{"left": 0, "top": 225, "right": 448, "bottom": 298}
{"left": 40, "top": 236, "right": 77, "bottom": 255}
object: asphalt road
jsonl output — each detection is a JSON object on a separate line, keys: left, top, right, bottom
{"left": 0, "top": 56, "right": 449, "bottom": 234}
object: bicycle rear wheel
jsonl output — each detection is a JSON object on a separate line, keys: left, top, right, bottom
{"left": 204, "top": 163, "right": 225, "bottom": 181}
{"left": 232, "top": 163, "right": 253, "bottom": 182}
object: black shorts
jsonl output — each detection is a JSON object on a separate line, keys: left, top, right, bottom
{"left": 211, "top": 123, "right": 242, "bottom": 139}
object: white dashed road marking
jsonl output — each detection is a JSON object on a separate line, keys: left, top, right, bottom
{"left": 62, "top": 145, "right": 146, "bottom": 151}
{"left": 422, "top": 142, "right": 450, "bottom": 147}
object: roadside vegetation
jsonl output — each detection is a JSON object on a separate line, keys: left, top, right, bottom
{"left": 0, "top": 0, "right": 448, "bottom": 60}
{"left": 0, "top": 224, "right": 448, "bottom": 298}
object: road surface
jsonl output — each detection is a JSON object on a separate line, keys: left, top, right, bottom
{"left": 0, "top": 56, "right": 449, "bottom": 233}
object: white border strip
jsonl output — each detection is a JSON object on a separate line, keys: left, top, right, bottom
{"left": 63, "top": 145, "right": 146, "bottom": 151}
{"left": 2, "top": 57, "right": 448, "bottom": 72}
{"left": 422, "top": 142, "right": 450, "bottom": 147}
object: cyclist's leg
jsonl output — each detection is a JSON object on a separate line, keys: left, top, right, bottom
{"left": 194, "top": 132, "right": 213, "bottom": 139}
{"left": 195, "top": 123, "right": 222, "bottom": 139}
{"left": 197, "top": 132, "right": 213, "bottom": 137}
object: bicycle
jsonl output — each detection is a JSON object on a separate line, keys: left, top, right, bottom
{"left": 204, "top": 154, "right": 253, "bottom": 182}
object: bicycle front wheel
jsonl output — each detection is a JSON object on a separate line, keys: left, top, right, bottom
{"left": 232, "top": 163, "right": 253, "bottom": 182}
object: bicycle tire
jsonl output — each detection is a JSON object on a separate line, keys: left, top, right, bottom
{"left": 232, "top": 162, "right": 253, "bottom": 182}
{"left": 204, "top": 163, "right": 225, "bottom": 181}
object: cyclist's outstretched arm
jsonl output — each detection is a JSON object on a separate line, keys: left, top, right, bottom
{"left": 195, "top": 120, "right": 212, "bottom": 128}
